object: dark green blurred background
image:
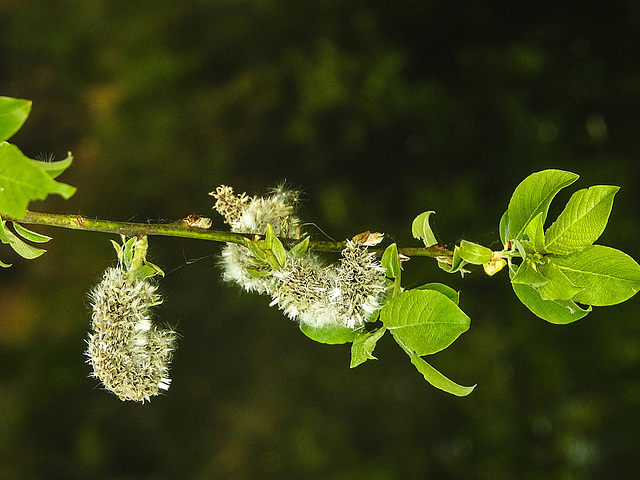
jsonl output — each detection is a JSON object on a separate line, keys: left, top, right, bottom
{"left": 2, "top": 1, "right": 640, "bottom": 479}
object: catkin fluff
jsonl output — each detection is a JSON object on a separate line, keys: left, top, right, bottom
{"left": 271, "top": 239, "right": 387, "bottom": 329}
{"left": 212, "top": 185, "right": 389, "bottom": 330}
{"left": 213, "top": 185, "right": 301, "bottom": 294}
{"left": 86, "top": 267, "right": 176, "bottom": 402}
{"left": 270, "top": 255, "right": 340, "bottom": 328}
{"left": 331, "top": 237, "right": 388, "bottom": 328}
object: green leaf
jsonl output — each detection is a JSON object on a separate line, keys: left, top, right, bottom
{"left": 0, "top": 97, "right": 31, "bottom": 142}
{"left": 499, "top": 210, "right": 510, "bottom": 247}
{"left": 121, "top": 236, "right": 136, "bottom": 268}
{"left": 381, "top": 289, "right": 470, "bottom": 356}
{"left": 271, "top": 237, "right": 287, "bottom": 267}
{"left": 510, "top": 266, "right": 591, "bottom": 324}
{"left": 0, "top": 220, "right": 8, "bottom": 243}
{"left": 510, "top": 259, "right": 548, "bottom": 286}
{"left": 110, "top": 239, "right": 124, "bottom": 260}
{"left": 512, "top": 239, "right": 528, "bottom": 261}
{"left": 350, "top": 327, "right": 387, "bottom": 367}
{"left": 245, "top": 267, "right": 273, "bottom": 278}
{"left": 395, "top": 336, "right": 475, "bottom": 396}
{"left": 0, "top": 220, "right": 46, "bottom": 259}
{"left": 0, "top": 142, "right": 76, "bottom": 219}
{"left": 115, "top": 235, "right": 165, "bottom": 280}
{"left": 544, "top": 185, "right": 619, "bottom": 255}
{"left": 0, "top": 220, "right": 12, "bottom": 267}
{"left": 381, "top": 243, "right": 402, "bottom": 298}
{"left": 12, "top": 222, "right": 51, "bottom": 243}
{"left": 536, "top": 259, "right": 584, "bottom": 301}
{"left": 32, "top": 152, "right": 73, "bottom": 179}
{"left": 135, "top": 262, "right": 165, "bottom": 280}
{"left": 437, "top": 245, "right": 468, "bottom": 275}
{"left": 412, "top": 211, "right": 438, "bottom": 247}
{"left": 524, "top": 212, "right": 546, "bottom": 253}
{"left": 265, "top": 223, "right": 276, "bottom": 249}
{"left": 457, "top": 240, "right": 493, "bottom": 265}
{"left": 288, "top": 236, "right": 310, "bottom": 258}
{"left": 507, "top": 169, "right": 579, "bottom": 241}
{"left": 415, "top": 282, "right": 460, "bottom": 305}
{"left": 554, "top": 245, "right": 640, "bottom": 306}
{"left": 265, "top": 224, "right": 287, "bottom": 267}
{"left": 381, "top": 243, "right": 401, "bottom": 279}
{"left": 244, "top": 238, "right": 268, "bottom": 262}
{"left": 300, "top": 322, "right": 356, "bottom": 345}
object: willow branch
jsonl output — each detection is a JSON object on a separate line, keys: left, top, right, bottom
{"left": 3, "top": 210, "right": 454, "bottom": 259}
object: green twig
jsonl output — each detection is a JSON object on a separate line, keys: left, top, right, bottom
{"left": 3, "top": 210, "right": 454, "bottom": 259}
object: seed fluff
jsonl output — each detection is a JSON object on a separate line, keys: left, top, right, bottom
{"left": 86, "top": 263, "right": 176, "bottom": 402}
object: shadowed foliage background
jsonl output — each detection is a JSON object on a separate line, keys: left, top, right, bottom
{"left": 1, "top": 1, "right": 640, "bottom": 479}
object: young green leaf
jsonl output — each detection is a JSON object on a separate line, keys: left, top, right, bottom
{"left": 510, "top": 259, "right": 548, "bottom": 286}
{"left": 350, "top": 327, "right": 387, "bottom": 368}
{"left": 381, "top": 289, "right": 470, "bottom": 356}
{"left": 245, "top": 267, "right": 273, "bottom": 278}
{"left": 244, "top": 238, "right": 268, "bottom": 262}
{"left": 265, "top": 223, "right": 276, "bottom": 249}
{"left": 511, "top": 239, "right": 528, "bottom": 261}
{"left": 32, "top": 153, "right": 73, "bottom": 179}
{"left": 0, "top": 223, "right": 46, "bottom": 259}
{"left": 381, "top": 243, "right": 401, "bottom": 279}
{"left": 437, "top": 245, "right": 469, "bottom": 275}
{"left": 0, "top": 221, "right": 7, "bottom": 243}
{"left": 510, "top": 267, "right": 591, "bottom": 324}
{"left": 0, "top": 96, "right": 31, "bottom": 142}
{"left": 499, "top": 210, "right": 510, "bottom": 247}
{"left": 457, "top": 240, "right": 493, "bottom": 265}
{"left": 553, "top": 245, "right": 640, "bottom": 306}
{"left": 12, "top": 222, "right": 52, "bottom": 243}
{"left": 110, "top": 238, "right": 125, "bottom": 262}
{"left": 300, "top": 322, "right": 356, "bottom": 345}
{"left": 121, "top": 236, "right": 136, "bottom": 268}
{"left": 544, "top": 185, "right": 619, "bottom": 255}
{"left": 134, "top": 262, "right": 165, "bottom": 281}
{"left": 394, "top": 336, "right": 475, "bottom": 396}
{"left": 0, "top": 220, "right": 12, "bottom": 267}
{"left": 264, "top": 224, "right": 287, "bottom": 267}
{"left": 498, "top": 211, "right": 511, "bottom": 248}
{"left": 536, "top": 259, "right": 584, "bottom": 301}
{"left": 381, "top": 243, "right": 402, "bottom": 298}
{"left": 0, "top": 142, "right": 76, "bottom": 218}
{"left": 507, "top": 169, "right": 579, "bottom": 241}
{"left": 271, "top": 238, "right": 287, "bottom": 267}
{"left": 412, "top": 211, "right": 438, "bottom": 247}
{"left": 524, "top": 212, "right": 546, "bottom": 253}
{"left": 288, "top": 236, "right": 310, "bottom": 258}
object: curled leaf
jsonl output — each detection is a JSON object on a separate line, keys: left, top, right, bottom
{"left": 412, "top": 211, "right": 437, "bottom": 247}
{"left": 350, "top": 327, "right": 387, "bottom": 368}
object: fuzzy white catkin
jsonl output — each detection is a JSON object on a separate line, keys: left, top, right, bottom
{"left": 331, "top": 238, "right": 388, "bottom": 328}
{"left": 86, "top": 267, "right": 176, "bottom": 402}
{"left": 271, "top": 255, "right": 341, "bottom": 328}
{"left": 213, "top": 185, "right": 389, "bottom": 330}
{"left": 214, "top": 185, "right": 302, "bottom": 294}
{"left": 213, "top": 185, "right": 300, "bottom": 236}
{"left": 271, "top": 239, "right": 387, "bottom": 329}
